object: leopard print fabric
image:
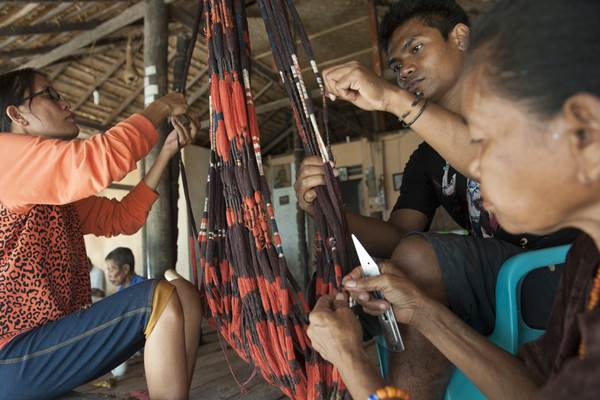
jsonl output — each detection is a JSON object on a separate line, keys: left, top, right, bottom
{"left": 0, "top": 203, "right": 91, "bottom": 347}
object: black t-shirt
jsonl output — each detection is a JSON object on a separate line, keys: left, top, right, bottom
{"left": 392, "top": 143, "right": 577, "bottom": 249}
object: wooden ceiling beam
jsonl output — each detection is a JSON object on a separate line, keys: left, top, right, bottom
{"left": 254, "top": 81, "right": 274, "bottom": 101}
{"left": 0, "top": 4, "right": 40, "bottom": 29}
{"left": 262, "top": 125, "right": 295, "bottom": 155}
{"left": 254, "top": 16, "right": 369, "bottom": 60}
{"left": 103, "top": 49, "right": 177, "bottom": 126}
{"left": 2, "top": 1, "right": 128, "bottom": 3}
{"left": 0, "top": 3, "right": 71, "bottom": 50}
{"left": 329, "top": 106, "right": 372, "bottom": 140}
{"left": 72, "top": 40, "right": 143, "bottom": 111}
{"left": 22, "top": 0, "right": 175, "bottom": 70}
{"left": 0, "top": 36, "right": 127, "bottom": 59}
{"left": 187, "top": 74, "right": 211, "bottom": 106}
{"left": 0, "top": 19, "right": 105, "bottom": 36}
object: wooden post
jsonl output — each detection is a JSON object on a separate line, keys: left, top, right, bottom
{"left": 143, "top": 0, "right": 174, "bottom": 278}
{"left": 169, "top": 33, "right": 191, "bottom": 269}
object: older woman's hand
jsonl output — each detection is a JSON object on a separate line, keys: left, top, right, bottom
{"left": 307, "top": 292, "right": 364, "bottom": 365}
{"left": 343, "top": 261, "right": 428, "bottom": 326}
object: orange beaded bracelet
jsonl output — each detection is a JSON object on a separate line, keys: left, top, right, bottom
{"left": 368, "top": 386, "right": 411, "bottom": 400}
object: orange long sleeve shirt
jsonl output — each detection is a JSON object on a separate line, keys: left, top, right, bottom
{"left": 0, "top": 114, "right": 159, "bottom": 348}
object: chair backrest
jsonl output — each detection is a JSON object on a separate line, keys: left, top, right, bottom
{"left": 443, "top": 245, "right": 570, "bottom": 400}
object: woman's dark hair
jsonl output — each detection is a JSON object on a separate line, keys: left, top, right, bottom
{"left": 468, "top": 0, "right": 600, "bottom": 118}
{"left": 380, "top": 0, "right": 470, "bottom": 51}
{"left": 105, "top": 247, "right": 135, "bottom": 270}
{"left": 0, "top": 68, "right": 40, "bottom": 132}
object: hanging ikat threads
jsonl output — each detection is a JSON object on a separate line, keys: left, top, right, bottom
{"left": 195, "top": 1, "right": 354, "bottom": 398}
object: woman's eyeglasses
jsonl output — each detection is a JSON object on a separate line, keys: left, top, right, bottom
{"left": 20, "top": 87, "right": 63, "bottom": 104}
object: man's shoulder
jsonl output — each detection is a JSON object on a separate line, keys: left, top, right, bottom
{"left": 407, "top": 142, "right": 468, "bottom": 181}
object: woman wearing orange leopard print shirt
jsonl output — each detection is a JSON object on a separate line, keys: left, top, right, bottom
{"left": 0, "top": 69, "right": 202, "bottom": 400}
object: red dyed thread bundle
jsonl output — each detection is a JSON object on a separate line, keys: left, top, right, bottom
{"left": 196, "top": 1, "right": 353, "bottom": 398}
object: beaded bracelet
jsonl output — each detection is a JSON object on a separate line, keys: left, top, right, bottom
{"left": 368, "top": 386, "right": 411, "bottom": 400}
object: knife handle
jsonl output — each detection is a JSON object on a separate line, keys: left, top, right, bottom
{"left": 373, "top": 291, "right": 405, "bottom": 352}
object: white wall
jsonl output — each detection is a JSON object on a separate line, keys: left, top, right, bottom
{"left": 175, "top": 146, "right": 210, "bottom": 281}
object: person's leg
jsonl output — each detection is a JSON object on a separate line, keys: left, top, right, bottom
{"left": 144, "top": 288, "right": 189, "bottom": 399}
{"left": 164, "top": 269, "right": 203, "bottom": 381}
{"left": 0, "top": 279, "right": 190, "bottom": 400}
{"left": 386, "top": 233, "right": 524, "bottom": 400}
{"left": 387, "top": 234, "right": 452, "bottom": 400}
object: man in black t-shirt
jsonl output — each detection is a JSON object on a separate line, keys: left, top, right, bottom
{"left": 295, "top": 0, "right": 577, "bottom": 398}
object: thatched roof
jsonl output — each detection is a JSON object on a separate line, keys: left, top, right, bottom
{"left": 0, "top": 0, "right": 496, "bottom": 155}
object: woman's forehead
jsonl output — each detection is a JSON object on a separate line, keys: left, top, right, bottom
{"left": 33, "top": 73, "right": 50, "bottom": 89}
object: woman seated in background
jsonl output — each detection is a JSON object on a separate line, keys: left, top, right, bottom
{"left": 308, "top": 0, "right": 600, "bottom": 399}
{"left": 0, "top": 69, "right": 203, "bottom": 400}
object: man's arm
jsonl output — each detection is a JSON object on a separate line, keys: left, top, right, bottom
{"left": 295, "top": 155, "right": 430, "bottom": 258}
{"left": 323, "top": 61, "right": 477, "bottom": 178}
{"left": 386, "top": 86, "right": 477, "bottom": 179}
{"left": 346, "top": 208, "right": 428, "bottom": 258}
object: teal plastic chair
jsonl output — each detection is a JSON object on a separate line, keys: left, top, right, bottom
{"left": 376, "top": 245, "right": 570, "bottom": 400}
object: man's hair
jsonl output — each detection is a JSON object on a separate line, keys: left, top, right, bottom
{"left": 105, "top": 247, "right": 135, "bottom": 270}
{"left": 468, "top": 0, "right": 600, "bottom": 118}
{"left": 380, "top": 0, "right": 470, "bottom": 50}
{"left": 0, "top": 68, "right": 40, "bottom": 132}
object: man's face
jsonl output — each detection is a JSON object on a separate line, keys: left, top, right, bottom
{"left": 105, "top": 259, "right": 129, "bottom": 286}
{"left": 386, "top": 18, "right": 465, "bottom": 102}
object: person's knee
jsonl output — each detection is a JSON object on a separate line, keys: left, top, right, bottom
{"left": 391, "top": 235, "right": 446, "bottom": 301}
{"left": 391, "top": 235, "right": 436, "bottom": 277}
{"left": 185, "top": 286, "right": 203, "bottom": 321}
{"left": 171, "top": 279, "right": 203, "bottom": 321}
{"left": 161, "top": 291, "right": 185, "bottom": 324}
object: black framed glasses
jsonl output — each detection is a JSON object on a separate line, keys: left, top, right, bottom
{"left": 20, "top": 87, "right": 63, "bottom": 104}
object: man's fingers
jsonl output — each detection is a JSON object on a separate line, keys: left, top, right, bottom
{"left": 297, "top": 165, "right": 326, "bottom": 179}
{"left": 298, "top": 175, "right": 326, "bottom": 196}
{"left": 301, "top": 155, "right": 324, "bottom": 167}
{"left": 323, "top": 63, "right": 359, "bottom": 86}
{"left": 304, "top": 189, "right": 317, "bottom": 204}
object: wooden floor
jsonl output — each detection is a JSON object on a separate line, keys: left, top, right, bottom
{"left": 65, "top": 326, "right": 287, "bottom": 400}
